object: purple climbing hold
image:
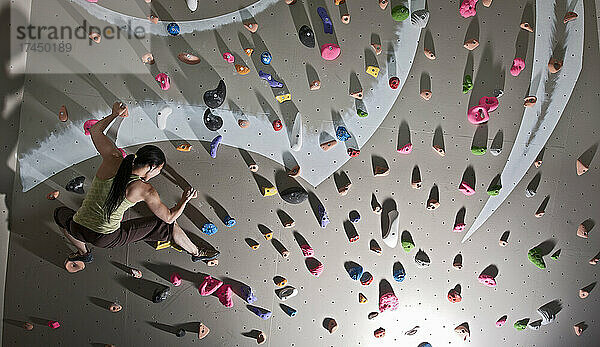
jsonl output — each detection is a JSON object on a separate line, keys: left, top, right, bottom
{"left": 210, "top": 135, "right": 222, "bottom": 158}
{"left": 241, "top": 285, "right": 257, "bottom": 304}
{"left": 317, "top": 7, "right": 333, "bottom": 34}
{"left": 258, "top": 70, "right": 283, "bottom": 88}
{"left": 318, "top": 205, "right": 330, "bottom": 228}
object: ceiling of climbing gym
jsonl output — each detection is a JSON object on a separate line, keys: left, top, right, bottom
{"left": 1, "top": 0, "right": 598, "bottom": 346}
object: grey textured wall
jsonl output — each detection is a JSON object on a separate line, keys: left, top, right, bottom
{"left": 2, "top": 0, "right": 599, "bottom": 346}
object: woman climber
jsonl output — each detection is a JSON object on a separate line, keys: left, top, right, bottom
{"left": 54, "top": 102, "right": 219, "bottom": 268}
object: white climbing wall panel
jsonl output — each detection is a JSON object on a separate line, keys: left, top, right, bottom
{"left": 2, "top": 0, "right": 599, "bottom": 346}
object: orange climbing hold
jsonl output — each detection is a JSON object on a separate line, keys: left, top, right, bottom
{"left": 244, "top": 22, "right": 259, "bottom": 33}
{"left": 176, "top": 144, "right": 192, "bottom": 152}
{"left": 244, "top": 48, "right": 254, "bottom": 56}
{"left": 235, "top": 64, "right": 250, "bottom": 75}
{"left": 520, "top": 22, "right": 533, "bottom": 32}
{"left": 178, "top": 53, "right": 201, "bottom": 65}
{"left": 47, "top": 190, "right": 59, "bottom": 200}
{"left": 576, "top": 159, "right": 588, "bottom": 175}
{"left": 420, "top": 90, "right": 432, "bottom": 101}
{"left": 424, "top": 48, "right": 436, "bottom": 60}
{"left": 58, "top": 105, "right": 68, "bottom": 122}
{"left": 64, "top": 259, "right": 85, "bottom": 273}
{"left": 524, "top": 96, "right": 537, "bottom": 107}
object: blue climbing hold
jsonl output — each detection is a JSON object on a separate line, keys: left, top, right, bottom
{"left": 347, "top": 263, "right": 363, "bottom": 280}
{"left": 336, "top": 126, "right": 351, "bottom": 141}
{"left": 241, "top": 285, "right": 257, "bottom": 304}
{"left": 318, "top": 205, "right": 329, "bottom": 228}
{"left": 224, "top": 216, "right": 236, "bottom": 227}
{"left": 260, "top": 51, "right": 272, "bottom": 65}
{"left": 317, "top": 7, "right": 333, "bottom": 34}
{"left": 201, "top": 223, "right": 218, "bottom": 235}
{"left": 167, "top": 23, "right": 180, "bottom": 36}
{"left": 280, "top": 304, "right": 297, "bottom": 317}
{"left": 418, "top": 343, "right": 433, "bottom": 347}
{"left": 393, "top": 261, "right": 406, "bottom": 282}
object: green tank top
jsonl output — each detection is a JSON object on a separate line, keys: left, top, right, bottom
{"left": 72, "top": 174, "right": 141, "bottom": 234}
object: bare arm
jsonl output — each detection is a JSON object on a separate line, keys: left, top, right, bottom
{"left": 141, "top": 185, "right": 198, "bottom": 224}
{"left": 89, "top": 102, "right": 128, "bottom": 159}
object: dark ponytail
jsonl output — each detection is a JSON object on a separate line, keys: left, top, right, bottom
{"left": 103, "top": 145, "right": 166, "bottom": 220}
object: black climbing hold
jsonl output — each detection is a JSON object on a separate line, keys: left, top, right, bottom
{"left": 175, "top": 328, "right": 186, "bottom": 337}
{"left": 298, "top": 25, "right": 315, "bottom": 48}
{"left": 280, "top": 187, "right": 308, "bottom": 204}
{"left": 66, "top": 176, "right": 85, "bottom": 194}
{"left": 204, "top": 109, "right": 223, "bottom": 131}
{"left": 203, "top": 80, "right": 226, "bottom": 109}
{"left": 152, "top": 287, "right": 170, "bottom": 303}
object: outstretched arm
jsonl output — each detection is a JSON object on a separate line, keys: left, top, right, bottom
{"left": 89, "top": 102, "right": 128, "bottom": 159}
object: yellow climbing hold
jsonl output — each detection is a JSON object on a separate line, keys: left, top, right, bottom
{"left": 263, "top": 232, "right": 273, "bottom": 240}
{"left": 155, "top": 240, "right": 171, "bottom": 250}
{"left": 244, "top": 48, "right": 254, "bottom": 56}
{"left": 366, "top": 66, "right": 380, "bottom": 78}
{"left": 261, "top": 186, "right": 278, "bottom": 197}
{"left": 359, "top": 293, "right": 368, "bottom": 303}
{"left": 275, "top": 93, "right": 291, "bottom": 103}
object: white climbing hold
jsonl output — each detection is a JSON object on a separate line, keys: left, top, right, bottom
{"left": 157, "top": 106, "right": 172, "bottom": 130}
{"left": 383, "top": 210, "right": 399, "bottom": 248}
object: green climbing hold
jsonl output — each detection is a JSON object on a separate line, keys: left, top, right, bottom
{"left": 462, "top": 75, "right": 473, "bottom": 94}
{"left": 402, "top": 240, "right": 415, "bottom": 253}
{"left": 487, "top": 185, "right": 502, "bottom": 196}
{"left": 514, "top": 318, "right": 530, "bottom": 331}
{"left": 471, "top": 146, "right": 487, "bottom": 155}
{"left": 391, "top": 5, "right": 409, "bottom": 21}
{"left": 528, "top": 247, "right": 546, "bottom": 269}
{"left": 357, "top": 109, "right": 368, "bottom": 118}
{"left": 551, "top": 249, "right": 561, "bottom": 260}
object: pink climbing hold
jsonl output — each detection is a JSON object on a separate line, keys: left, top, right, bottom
{"left": 467, "top": 105, "right": 489, "bottom": 124}
{"left": 307, "top": 258, "right": 324, "bottom": 277}
{"left": 379, "top": 292, "right": 399, "bottom": 312}
{"left": 453, "top": 223, "right": 466, "bottom": 232}
{"left": 117, "top": 148, "right": 127, "bottom": 158}
{"left": 170, "top": 272, "right": 182, "bottom": 287}
{"left": 48, "top": 321, "right": 60, "bottom": 329}
{"left": 478, "top": 274, "right": 497, "bottom": 287}
{"left": 199, "top": 275, "right": 223, "bottom": 296}
{"left": 459, "top": 182, "right": 475, "bottom": 196}
{"left": 223, "top": 52, "right": 234, "bottom": 63}
{"left": 510, "top": 58, "right": 525, "bottom": 76}
{"left": 479, "top": 96, "right": 499, "bottom": 112}
{"left": 397, "top": 143, "right": 413, "bottom": 154}
{"left": 215, "top": 284, "right": 234, "bottom": 308}
{"left": 496, "top": 316, "right": 507, "bottom": 327}
{"left": 86, "top": 0, "right": 98, "bottom": 2}
{"left": 320, "top": 43, "right": 341, "bottom": 61}
{"left": 301, "top": 244, "right": 314, "bottom": 257}
{"left": 155, "top": 73, "right": 171, "bottom": 90}
{"left": 84, "top": 119, "right": 99, "bottom": 135}
{"left": 459, "top": 0, "right": 478, "bottom": 18}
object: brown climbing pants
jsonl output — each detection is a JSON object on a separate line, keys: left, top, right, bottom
{"left": 53, "top": 206, "right": 172, "bottom": 248}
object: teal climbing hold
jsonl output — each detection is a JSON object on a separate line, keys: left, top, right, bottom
{"left": 391, "top": 5, "right": 409, "bottom": 21}
{"left": 528, "top": 247, "right": 546, "bottom": 269}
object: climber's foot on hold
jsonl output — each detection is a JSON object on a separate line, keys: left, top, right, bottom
{"left": 192, "top": 249, "right": 220, "bottom": 262}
